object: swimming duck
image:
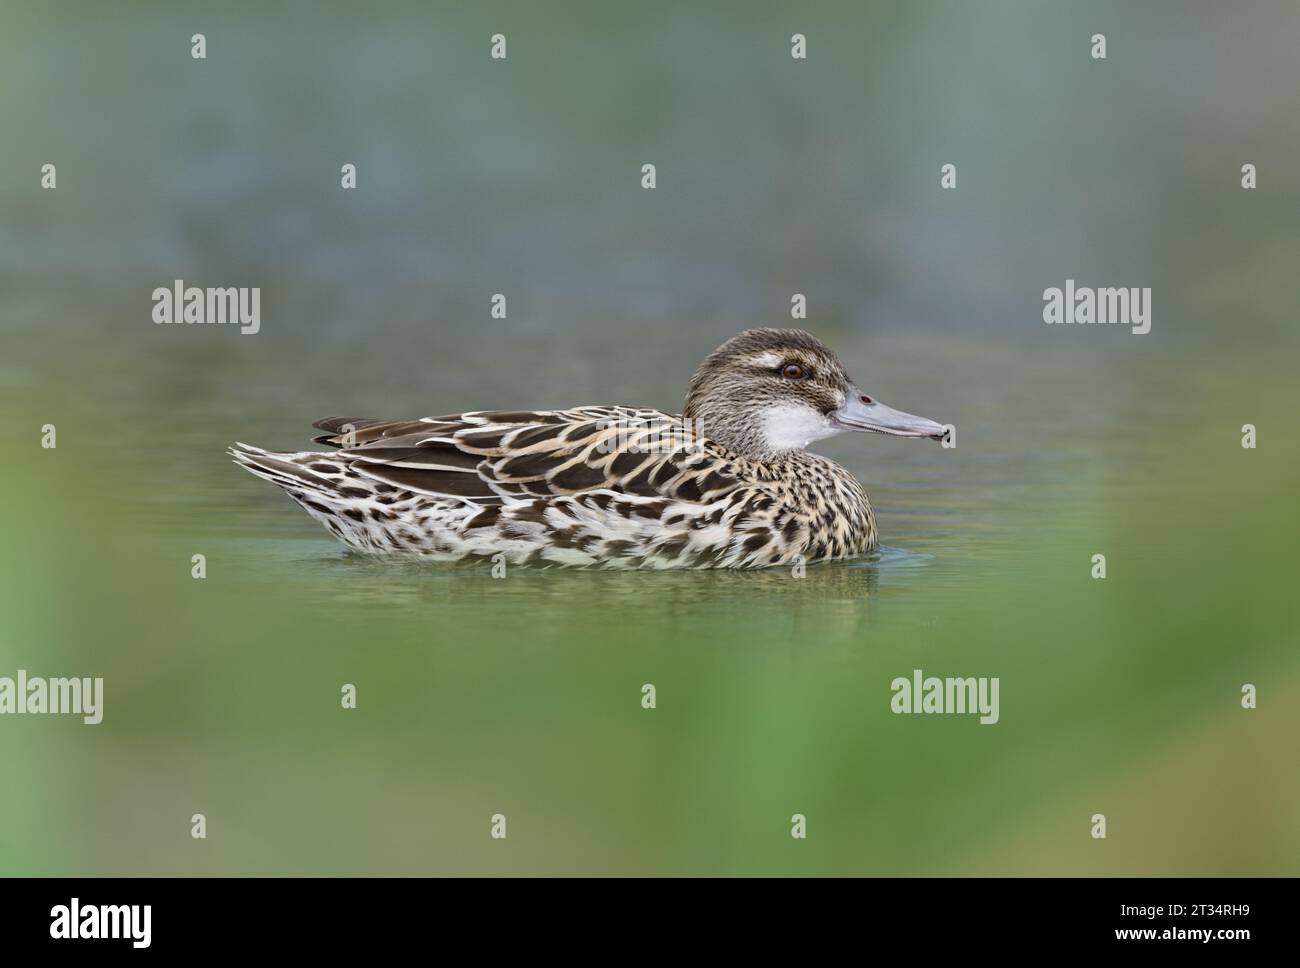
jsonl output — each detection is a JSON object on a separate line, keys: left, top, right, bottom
{"left": 231, "top": 328, "right": 946, "bottom": 569}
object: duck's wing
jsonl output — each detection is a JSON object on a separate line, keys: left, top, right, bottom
{"left": 309, "top": 407, "right": 737, "bottom": 503}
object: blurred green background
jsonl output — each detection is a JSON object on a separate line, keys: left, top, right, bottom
{"left": 1, "top": 1, "right": 1297, "bottom": 874}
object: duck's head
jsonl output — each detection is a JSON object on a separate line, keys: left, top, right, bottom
{"left": 683, "top": 328, "right": 946, "bottom": 459}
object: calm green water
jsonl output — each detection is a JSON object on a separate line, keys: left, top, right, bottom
{"left": 3, "top": 335, "right": 1296, "bottom": 875}
{"left": 2, "top": 1, "right": 1298, "bottom": 875}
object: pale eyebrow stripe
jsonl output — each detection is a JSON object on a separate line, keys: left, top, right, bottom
{"left": 750, "top": 352, "right": 783, "bottom": 368}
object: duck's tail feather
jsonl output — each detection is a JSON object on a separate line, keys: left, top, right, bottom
{"left": 230, "top": 443, "right": 385, "bottom": 552}
{"left": 229, "top": 442, "right": 482, "bottom": 556}
{"left": 229, "top": 443, "right": 336, "bottom": 490}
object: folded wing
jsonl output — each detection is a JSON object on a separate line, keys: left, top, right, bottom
{"left": 310, "top": 408, "right": 736, "bottom": 504}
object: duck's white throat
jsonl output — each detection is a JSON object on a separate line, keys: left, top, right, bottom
{"left": 759, "top": 402, "right": 839, "bottom": 451}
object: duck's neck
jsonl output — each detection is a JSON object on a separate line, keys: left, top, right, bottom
{"left": 684, "top": 397, "right": 840, "bottom": 461}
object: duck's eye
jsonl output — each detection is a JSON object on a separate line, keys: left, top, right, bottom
{"left": 780, "top": 363, "right": 806, "bottom": 380}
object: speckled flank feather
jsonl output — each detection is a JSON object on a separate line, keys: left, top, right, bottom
{"left": 231, "top": 328, "right": 946, "bottom": 569}
{"left": 230, "top": 406, "right": 876, "bottom": 569}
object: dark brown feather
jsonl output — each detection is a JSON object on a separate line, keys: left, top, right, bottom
{"left": 307, "top": 407, "right": 743, "bottom": 503}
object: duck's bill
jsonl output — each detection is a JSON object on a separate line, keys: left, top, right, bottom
{"left": 832, "top": 388, "right": 947, "bottom": 440}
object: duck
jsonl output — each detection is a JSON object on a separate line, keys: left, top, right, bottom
{"left": 230, "top": 328, "right": 947, "bottom": 569}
